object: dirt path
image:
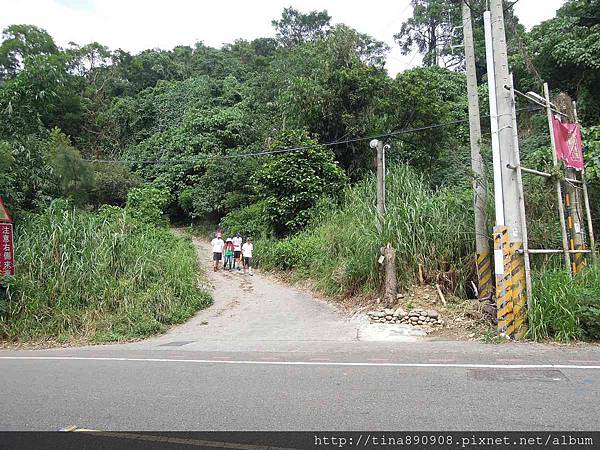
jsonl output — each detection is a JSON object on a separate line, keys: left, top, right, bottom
{"left": 141, "top": 235, "right": 367, "bottom": 352}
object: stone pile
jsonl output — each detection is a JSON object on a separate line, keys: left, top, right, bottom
{"left": 367, "top": 307, "right": 443, "bottom": 327}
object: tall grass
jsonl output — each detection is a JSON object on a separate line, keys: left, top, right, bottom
{"left": 0, "top": 201, "right": 211, "bottom": 342}
{"left": 255, "top": 165, "right": 475, "bottom": 297}
{"left": 528, "top": 265, "right": 600, "bottom": 342}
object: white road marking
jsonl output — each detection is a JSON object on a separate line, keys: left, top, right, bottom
{"left": 0, "top": 356, "right": 599, "bottom": 370}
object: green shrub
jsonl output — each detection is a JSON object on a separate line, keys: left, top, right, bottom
{"left": 90, "top": 162, "right": 141, "bottom": 206}
{"left": 575, "top": 267, "right": 600, "bottom": 341}
{"left": 220, "top": 201, "right": 272, "bottom": 238}
{"left": 255, "top": 233, "right": 320, "bottom": 271}
{"left": 126, "top": 184, "right": 169, "bottom": 226}
{"left": 253, "top": 130, "right": 347, "bottom": 235}
{"left": 0, "top": 200, "right": 211, "bottom": 342}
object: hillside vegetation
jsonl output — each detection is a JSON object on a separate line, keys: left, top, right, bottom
{"left": 0, "top": 200, "right": 210, "bottom": 343}
{"left": 255, "top": 165, "right": 474, "bottom": 297}
{"left": 1, "top": 0, "right": 600, "bottom": 342}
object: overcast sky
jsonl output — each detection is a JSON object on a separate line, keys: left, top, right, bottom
{"left": 2, "top": 0, "right": 566, "bottom": 76}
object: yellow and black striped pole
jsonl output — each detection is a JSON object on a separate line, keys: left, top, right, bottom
{"left": 565, "top": 192, "right": 586, "bottom": 273}
{"left": 510, "top": 241, "right": 527, "bottom": 339}
{"left": 476, "top": 250, "right": 493, "bottom": 301}
{"left": 493, "top": 225, "right": 528, "bottom": 339}
{"left": 463, "top": 1, "right": 493, "bottom": 303}
{"left": 494, "top": 226, "right": 514, "bottom": 337}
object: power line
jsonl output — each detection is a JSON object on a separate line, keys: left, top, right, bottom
{"left": 83, "top": 106, "right": 542, "bottom": 165}
{"left": 462, "top": 0, "right": 521, "bottom": 17}
{"left": 504, "top": 0, "right": 522, "bottom": 11}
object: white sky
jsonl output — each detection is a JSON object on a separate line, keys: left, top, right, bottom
{"left": 1, "top": 0, "right": 566, "bottom": 77}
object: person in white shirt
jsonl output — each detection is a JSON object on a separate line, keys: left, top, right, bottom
{"left": 232, "top": 232, "right": 243, "bottom": 271}
{"left": 242, "top": 238, "right": 253, "bottom": 276}
{"left": 210, "top": 233, "right": 225, "bottom": 272}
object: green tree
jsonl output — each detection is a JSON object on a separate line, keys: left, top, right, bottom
{"left": 45, "top": 128, "right": 94, "bottom": 205}
{"left": 394, "top": 0, "right": 462, "bottom": 68}
{"left": 178, "top": 157, "right": 259, "bottom": 220}
{"left": 395, "top": 0, "right": 523, "bottom": 74}
{"left": 387, "top": 65, "right": 469, "bottom": 185}
{"left": 512, "top": 0, "right": 600, "bottom": 124}
{"left": 0, "top": 24, "right": 58, "bottom": 79}
{"left": 89, "top": 162, "right": 141, "bottom": 207}
{"left": 126, "top": 184, "right": 169, "bottom": 226}
{"left": 0, "top": 51, "right": 85, "bottom": 139}
{"left": 253, "top": 130, "right": 347, "bottom": 235}
{"left": 272, "top": 7, "right": 332, "bottom": 47}
{"left": 260, "top": 25, "right": 391, "bottom": 176}
{"left": 0, "top": 141, "right": 20, "bottom": 212}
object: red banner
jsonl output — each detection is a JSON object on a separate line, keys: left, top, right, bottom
{"left": 552, "top": 117, "right": 584, "bottom": 170}
{"left": 0, "top": 223, "right": 15, "bottom": 276}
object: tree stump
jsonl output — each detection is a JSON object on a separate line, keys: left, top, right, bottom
{"left": 380, "top": 243, "right": 397, "bottom": 308}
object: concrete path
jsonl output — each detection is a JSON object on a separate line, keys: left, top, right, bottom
{"left": 141, "top": 238, "right": 359, "bottom": 351}
{"left": 130, "top": 236, "right": 423, "bottom": 353}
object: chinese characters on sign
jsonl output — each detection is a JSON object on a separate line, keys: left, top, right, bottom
{"left": 0, "top": 223, "right": 14, "bottom": 276}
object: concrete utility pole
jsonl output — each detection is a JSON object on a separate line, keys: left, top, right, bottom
{"left": 462, "top": 1, "right": 492, "bottom": 301}
{"left": 485, "top": 0, "right": 527, "bottom": 339}
{"left": 371, "top": 139, "right": 386, "bottom": 229}
{"left": 490, "top": 0, "right": 522, "bottom": 245}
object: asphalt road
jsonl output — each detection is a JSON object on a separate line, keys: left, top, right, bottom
{"left": 1, "top": 236, "right": 599, "bottom": 431}
{"left": 1, "top": 347, "right": 599, "bottom": 430}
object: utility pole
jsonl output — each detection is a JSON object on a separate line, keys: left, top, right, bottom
{"left": 555, "top": 93, "right": 586, "bottom": 272}
{"left": 573, "top": 101, "right": 598, "bottom": 266}
{"left": 564, "top": 169, "right": 586, "bottom": 272}
{"left": 491, "top": 0, "right": 522, "bottom": 248}
{"left": 371, "top": 139, "right": 385, "bottom": 230}
{"left": 544, "top": 83, "right": 571, "bottom": 272}
{"left": 462, "top": 1, "right": 492, "bottom": 302}
{"left": 371, "top": 139, "right": 396, "bottom": 305}
{"left": 485, "top": 0, "right": 527, "bottom": 339}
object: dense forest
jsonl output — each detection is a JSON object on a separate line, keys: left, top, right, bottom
{"left": 1, "top": 0, "right": 599, "bottom": 342}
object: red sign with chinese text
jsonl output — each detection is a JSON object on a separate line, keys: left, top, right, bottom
{"left": 0, "top": 223, "right": 14, "bottom": 276}
{"left": 552, "top": 117, "right": 584, "bottom": 170}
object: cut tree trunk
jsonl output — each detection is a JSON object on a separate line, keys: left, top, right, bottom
{"left": 381, "top": 243, "right": 397, "bottom": 308}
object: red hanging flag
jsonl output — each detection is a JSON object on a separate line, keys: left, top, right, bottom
{"left": 552, "top": 116, "right": 584, "bottom": 170}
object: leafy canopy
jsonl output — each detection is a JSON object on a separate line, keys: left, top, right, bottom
{"left": 272, "top": 6, "right": 332, "bottom": 47}
{"left": 253, "top": 130, "right": 347, "bottom": 235}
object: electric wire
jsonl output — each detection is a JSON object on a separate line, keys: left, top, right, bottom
{"left": 83, "top": 106, "right": 542, "bottom": 165}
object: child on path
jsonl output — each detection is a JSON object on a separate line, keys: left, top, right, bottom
{"left": 242, "top": 237, "right": 253, "bottom": 276}
{"left": 224, "top": 238, "right": 234, "bottom": 270}
{"left": 232, "top": 232, "right": 243, "bottom": 271}
{"left": 211, "top": 233, "right": 224, "bottom": 272}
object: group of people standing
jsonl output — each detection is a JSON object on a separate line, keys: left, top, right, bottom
{"left": 210, "top": 232, "right": 253, "bottom": 275}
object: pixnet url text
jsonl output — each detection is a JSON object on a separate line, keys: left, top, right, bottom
{"left": 313, "top": 434, "right": 594, "bottom": 448}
